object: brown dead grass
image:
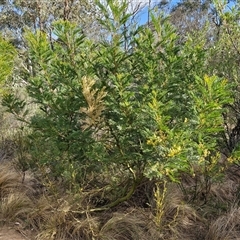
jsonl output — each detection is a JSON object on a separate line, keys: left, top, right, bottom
{"left": 1, "top": 160, "right": 240, "bottom": 240}
{"left": 0, "top": 164, "right": 32, "bottom": 224}
{"left": 98, "top": 209, "right": 156, "bottom": 240}
{"left": 206, "top": 205, "right": 240, "bottom": 240}
{"left": 159, "top": 183, "right": 206, "bottom": 240}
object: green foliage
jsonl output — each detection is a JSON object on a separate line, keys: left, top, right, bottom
{"left": 2, "top": 1, "right": 234, "bottom": 202}
{"left": 0, "top": 36, "right": 16, "bottom": 95}
{"left": 3, "top": 21, "right": 101, "bottom": 187}
{"left": 145, "top": 74, "right": 233, "bottom": 181}
{"left": 204, "top": 0, "right": 240, "bottom": 157}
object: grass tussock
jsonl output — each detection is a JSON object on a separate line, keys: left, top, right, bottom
{"left": 156, "top": 182, "right": 206, "bottom": 240}
{"left": 2, "top": 159, "right": 240, "bottom": 239}
{"left": 98, "top": 210, "right": 154, "bottom": 240}
{"left": 0, "top": 164, "right": 20, "bottom": 198}
{"left": 0, "top": 163, "right": 34, "bottom": 231}
{"left": 28, "top": 193, "right": 101, "bottom": 240}
{"left": 206, "top": 205, "right": 240, "bottom": 240}
{"left": 0, "top": 192, "right": 32, "bottom": 224}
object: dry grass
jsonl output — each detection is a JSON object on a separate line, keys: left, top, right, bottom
{"left": 1, "top": 157, "right": 240, "bottom": 240}
{"left": 28, "top": 193, "right": 101, "bottom": 240}
{"left": 0, "top": 192, "right": 32, "bottom": 224}
{"left": 206, "top": 205, "right": 240, "bottom": 240}
{"left": 98, "top": 209, "right": 154, "bottom": 240}
{"left": 0, "top": 164, "right": 21, "bottom": 198}
{"left": 0, "top": 163, "right": 34, "bottom": 240}
{"left": 157, "top": 183, "right": 206, "bottom": 240}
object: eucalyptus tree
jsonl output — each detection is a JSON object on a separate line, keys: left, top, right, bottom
{"left": 0, "top": 0, "right": 99, "bottom": 46}
{"left": 162, "top": 0, "right": 237, "bottom": 44}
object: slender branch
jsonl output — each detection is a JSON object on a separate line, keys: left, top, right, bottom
{"left": 225, "top": 26, "right": 240, "bottom": 57}
{"left": 64, "top": 0, "right": 70, "bottom": 21}
{"left": 105, "top": 119, "right": 123, "bottom": 155}
{"left": 70, "top": 177, "right": 142, "bottom": 215}
{"left": 148, "top": 0, "right": 151, "bottom": 27}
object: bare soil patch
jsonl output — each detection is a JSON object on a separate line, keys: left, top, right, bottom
{"left": 0, "top": 227, "right": 29, "bottom": 240}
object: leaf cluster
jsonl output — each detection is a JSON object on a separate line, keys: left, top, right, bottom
{"left": 1, "top": 1, "right": 235, "bottom": 205}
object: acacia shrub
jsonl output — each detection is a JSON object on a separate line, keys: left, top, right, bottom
{"left": 2, "top": 0, "right": 234, "bottom": 203}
